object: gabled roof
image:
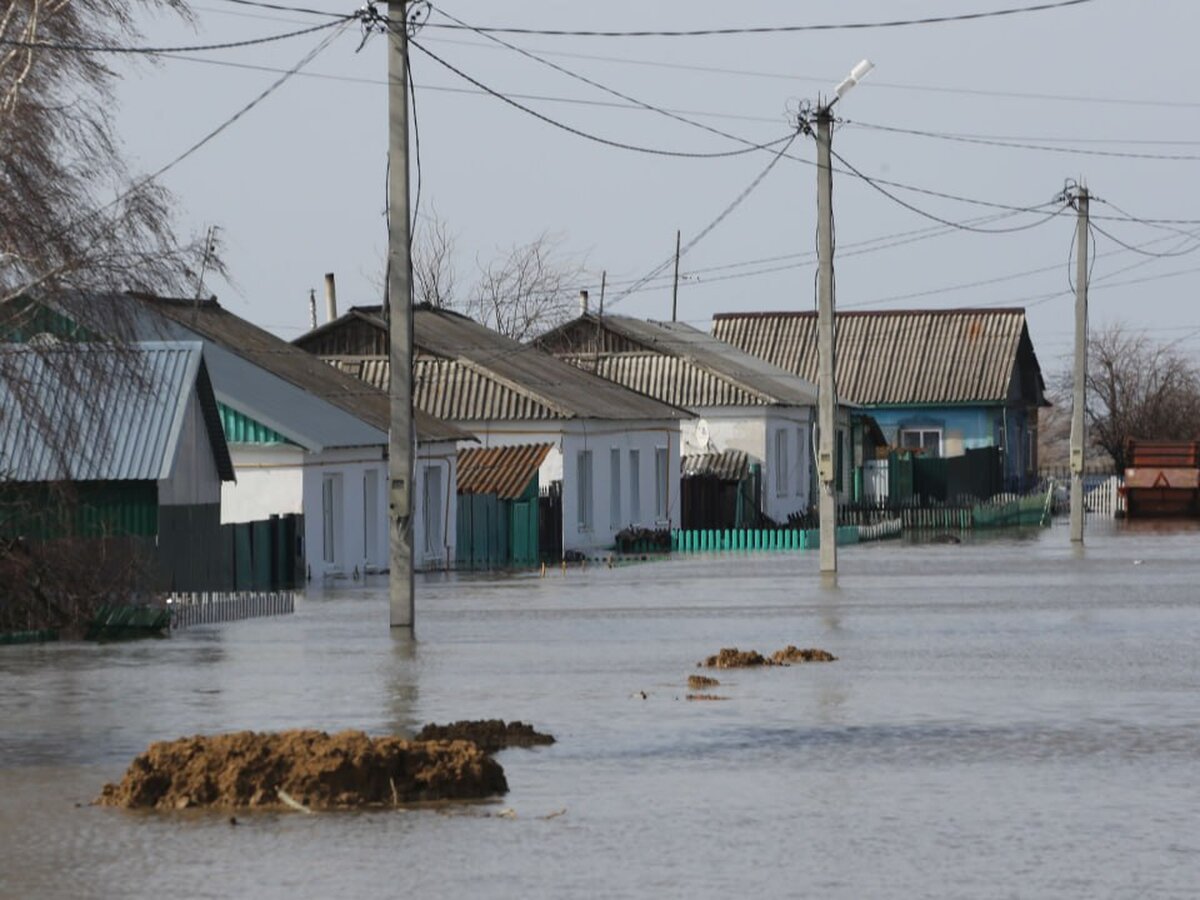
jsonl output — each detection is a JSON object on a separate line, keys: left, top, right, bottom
{"left": 537, "top": 314, "right": 819, "bottom": 408}
{"left": 0, "top": 341, "right": 234, "bottom": 483}
{"left": 457, "top": 443, "right": 552, "bottom": 499}
{"left": 711, "top": 308, "right": 1046, "bottom": 407}
{"left": 413, "top": 307, "right": 685, "bottom": 421}
{"left": 54, "top": 293, "right": 469, "bottom": 447}
{"left": 682, "top": 449, "right": 750, "bottom": 482}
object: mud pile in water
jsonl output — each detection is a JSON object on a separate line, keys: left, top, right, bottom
{"left": 770, "top": 646, "right": 838, "bottom": 664}
{"left": 699, "top": 648, "right": 771, "bottom": 669}
{"left": 414, "top": 720, "right": 555, "bottom": 753}
{"left": 97, "top": 730, "right": 507, "bottom": 810}
{"left": 688, "top": 674, "right": 720, "bottom": 689}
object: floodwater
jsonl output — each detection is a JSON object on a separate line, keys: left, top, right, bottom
{"left": 2, "top": 522, "right": 1199, "bottom": 899}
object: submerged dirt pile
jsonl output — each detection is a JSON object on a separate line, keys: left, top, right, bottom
{"left": 699, "top": 648, "right": 771, "bottom": 669}
{"left": 414, "top": 720, "right": 555, "bottom": 753}
{"left": 97, "top": 730, "right": 507, "bottom": 810}
{"left": 688, "top": 674, "right": 720, "bottom": 689}
{"left": 770, "top": 646, "right": 838, "bottom": 664}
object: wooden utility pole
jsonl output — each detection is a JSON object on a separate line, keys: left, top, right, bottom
{"left": 387, "top": 0, "right": 415, "bottom": 627}
{"left": 671, "top": 230, "right": 681, "bottom": 322}
{"left": 815, "top": 106, "right": 837, "bottom": 573}
{"left": 1069, "top": 185, "right": 1089, "bottom": 543}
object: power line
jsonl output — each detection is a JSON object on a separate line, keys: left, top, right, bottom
{"left": 408, "top": 37, "right": 797, "bottom": 159}
{"left": 422, "top": 0, "right": 1097, "bottom": 38}
{"left": 0, "top": 17, "right": 350, "bottom": 54}
{"left": 215, "top": 0, "right": 346, "bottom": 17}
{"left": 840, "top": 119, "right": 1200, "bottom": 162}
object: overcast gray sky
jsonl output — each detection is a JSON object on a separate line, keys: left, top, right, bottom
{"left": 114, "top": 0, "right": 1200, "bottom": 374}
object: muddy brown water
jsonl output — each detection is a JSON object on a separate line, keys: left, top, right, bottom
{"left": 2, "top": 521, "right": 1199, "bottom": 898}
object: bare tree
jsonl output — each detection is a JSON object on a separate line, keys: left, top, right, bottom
{"left": 1056, "top": 323, "right": 1200, "bottom": 470}
{"left": 465, "top": 232, "right": 589, "bottom": 341}
{"left": 0, "top": 0, "right": 212, "bottom": 304}
{"left": 412, "top": 213, "right": 458, "bottom": 309}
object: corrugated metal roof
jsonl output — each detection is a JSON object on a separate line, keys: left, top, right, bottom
{"left": 682, "top": 449, "right": 750, "bottom": 482}
{"left": 557, "top": 353, "right": 763, "bottom": 408}
{"left": 0, "top": 341, "right": 233, "bottom": 483}
{"left": 52, "top": 293, "right": 470, "bottom": 446}
{"left": 414, "top": 307, "right": 686, "bottom": 421}
{"left": 539, "top": 315, "right": 819, "bottom": 407}
{"left": 711, "top": 309, "right": 1038, "bottom": 406}
{"left": 457, "top": 443, "right": 552, "bottom": 499}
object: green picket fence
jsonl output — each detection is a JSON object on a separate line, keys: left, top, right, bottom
{"left": 670, "top": 525, "right": 861, "bottom": 553}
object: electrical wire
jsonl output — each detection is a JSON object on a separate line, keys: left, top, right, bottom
{"left": 1088, "top": 221, "right": 1200, "bottom": 258}
{"left": 407, "top": 37, "right": 797, "bottom": 159}
{"left": 606, "top": 131, "right": 801, "bottom": 311}
{"left": 215, "top": 0, "right": 347, "bottom": 17}
{"left": 421, "top": 0, "right": 1097, "bottom": 37}
{"left": 827, "top": 146, "right": 1068, "bottom": 232}
{"left": 840, "top": 119, "right": 1200, "bottom": 162}
{"left": 0, "top": 17, "right": 350, "bottom": 54}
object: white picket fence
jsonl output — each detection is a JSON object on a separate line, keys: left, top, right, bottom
{"left": 863, "top": 459, "right": 890, "bottom": 503}
{"left": 1046, "top": 474, "right": 1125, "bottom": 518}
{"left": 166, "top": 591, "right": 295, "bottom": 629}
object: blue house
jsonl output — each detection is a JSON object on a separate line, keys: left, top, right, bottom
{"left": 711, "top": 308, "right": 1048, "bottom": 493}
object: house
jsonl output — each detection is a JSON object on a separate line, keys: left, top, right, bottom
{"left": 534, "top": 312, "right": 866, "bottom": 525}
{"left": 712, "top": 308, "right": 1048, "bottom": 493}
{"left": 0, "top": 341, "right": 236, "bottom": 590}
{"left": 295, "top": 305, "right": 688, "bottom": 555}
{"left": 42, "top": 293, "right": 472, "bottom": 577}
{"left": 456, "top": 443, "right": 551, "bottom": 568}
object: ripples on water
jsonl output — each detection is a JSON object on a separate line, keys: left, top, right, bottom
{"left": 2, "top": 524, "right": 1199, "bottom": 899}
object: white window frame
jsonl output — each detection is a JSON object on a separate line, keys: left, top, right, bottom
{"left": 654, "top": 446, "right": 669, "bottom": 521}
{"left": 900, "top": 427, "right": 943, "bottom": 458}
{"left": 321, "top": 473, "right": 342, "bottom": 565}
{"left": 775, "top": 428, "right": 789, "bottom": 497}
{"left": 363, "top": 469, "right": 380, "bottom": 564}
{"left": 795, "top": 426, "right": 806, "bottom": 496}
{"left": 577, "top": 449, "right": 593, "bottom": 532}
{"left": 423, "top": 464, "right": 443, "bottom": 558}
{"left": 629, "top": 449, "right": 641, "bottom": 524}
{"left": 610, "top": 448, "right": 621, "bottom": 530}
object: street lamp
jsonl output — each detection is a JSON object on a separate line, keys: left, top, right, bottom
{"left": 813, "top": 60, "right": 873, "bottom": 575}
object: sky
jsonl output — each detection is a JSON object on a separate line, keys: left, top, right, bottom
{"left": 112, "top": 0, "right": 1200, "bottom": 378}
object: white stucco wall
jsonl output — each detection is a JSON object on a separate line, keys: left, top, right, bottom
{"left": 451, "top": 419, "right": 683, "bottom": 554}
{"left": 222, "top": 445, "right": 305, "bottom": 522}
{"left": 158, "top": 390, "right": 223, "bottom": 507}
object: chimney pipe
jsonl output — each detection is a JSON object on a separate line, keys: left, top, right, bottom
{"left": 579, "top": 289, "right": 589, "bottom": 316}
{"left": 308, "top": 289, "right": 317, "bottom": 329}
{"left": 324, "top": 272, "right": 338, "bottom": 322}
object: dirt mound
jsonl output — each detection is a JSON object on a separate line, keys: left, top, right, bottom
{"left": 97, "top": 730, "right": 507, "bottom": 811}
{"left": 414, "top": 720, "right": 555, "bottom": 753}
{"left": 688, "top": 674, "right": 720, "bottom": 689}
{"left": 770, "top": 646, "right": 838, "bottom": 664}
{"left": 699, "top": 648, "right": 771, "bottom": 669}
{"left": 686, "top": 694, "right": 728, "bottom": 701}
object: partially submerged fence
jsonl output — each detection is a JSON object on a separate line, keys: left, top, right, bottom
{"left": 167, "top": 591, "right": 295, "bottom": 629}
{"left": 669, "top": 519, "right": 900, "bottom": 554}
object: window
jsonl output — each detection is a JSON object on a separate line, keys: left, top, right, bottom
{"left": 796, "top": 426, "right": 807, "bottom": 496}
{"left": 321, "top": 474, "right": 340, "bottom": 564}
{"left": 835, "top": 430, "right": 845, "bottom": 493}
{"left": 775, "top": 429, "right": 789, "bottom": 497}
{"left": 610, "top": 448, "right": 621, "bottom": 529}
{"left": 654, "top": 447, "right": 669, "bottom": 520}
{"left": 423, "top": 465, "right": 442, "bottom": 557}
{"left": 629, "top": 449, "right": 641, "bottom": 523}
{"left": 577, "top": 450, "right": 593, "bottom": 531}
{"left": 363, "top": 469, "right": 379, "bottom": 564}
{"left": 900, "top": 428, "right": 942, "bottom": 458}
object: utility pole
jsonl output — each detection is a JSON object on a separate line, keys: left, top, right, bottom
{"left": 671, "top": 230, "right": 681, "bottom": 322}
{"left": 1069, "top": 184, "right": 1089, "bottom": 543}
{"left": 387, "top": 0, "right": 415, "bottom": 627}
{"left": 815, "top": 106, "right": 838, "bottom": 573}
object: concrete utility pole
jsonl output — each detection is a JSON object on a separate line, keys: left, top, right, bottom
{"left": 1069, "top": 185, "right": 1089, "bottom": 543}
{"left": 387, "top": 0, "right": 415, "bottom": 627}
{"left": 815, "top": 106, "right": 838, "bottom": 573}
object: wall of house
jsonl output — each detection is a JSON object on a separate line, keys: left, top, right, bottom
{"left": 222, "top": 444, "right": 305, "bottom": 523}
{"left": 157, "top": 390, "right": 223, "bottom": 507}
{"left": 869, "top": 406, "right": 1002, "bottom": 458}
{"left": 458, "top": 419, "right": 682, "bottom": 554}
{"left": 300, "top": 446, "right": 388, "bottom": 579}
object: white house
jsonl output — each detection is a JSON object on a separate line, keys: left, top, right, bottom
{"left": 296, "top": 305, "right": 687, "bottom": 555}
{"left": 61, "top": 293, "right": 470, "bottom": 578}
{"left": 536, "top": 313, "right": 861, "bottom": 522}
